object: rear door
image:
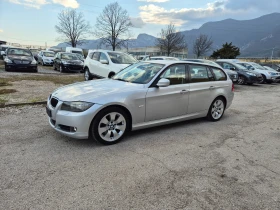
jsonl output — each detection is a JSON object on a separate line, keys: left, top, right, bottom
{"left": 88, "top": 52, "right": 101, "bottom": 76}
{"left": 145, "top": 64, "right": 190, "bottom": 121}
{"left": 187, "top": 64, "right": 218, "bottom": 114}
{"left": 97, "top": 52, "right": 110, "bottom": 77}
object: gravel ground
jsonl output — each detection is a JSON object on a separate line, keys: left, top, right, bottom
{"left": 0, "top": 83, "right": 280, "bottom": 209}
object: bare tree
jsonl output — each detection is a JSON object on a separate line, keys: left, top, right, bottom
{"left": 55, "top": 9, "right": 90, "bottom": 47}
{"left": 94, "top": 2, "right": 132, "bottom": 51}
{"left": 156, "top": 24, "right": 185, "bottom": 56}
{"left": 193, "top": 34, "right": 213, "bottom": 58}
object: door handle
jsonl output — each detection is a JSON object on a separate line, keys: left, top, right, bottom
{"left": 180, "top": 89, "right": 188, "bottom": 94}
{"left": 209, "top": 86, "right": 216, "bottom": 90}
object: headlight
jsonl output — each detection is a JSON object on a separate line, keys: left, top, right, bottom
{"left": 61, "top": 101, "right": 93, "bottom": 112}
{"left": 4, "top": 58, "right": 12, "bottom": 63}
{"left": 31, "top": 59, "right": 37, "bottom": 64}
{"left": 268, "top": 72, "right": 276, "bottom": 75}
{"left": 246, "top": 72, "right": 256, "bottom": 76}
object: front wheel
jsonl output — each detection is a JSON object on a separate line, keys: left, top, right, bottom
{"left": 84, "top": 68, "right": 93, "bottom": 81}
{"left": 259, "top": 74, "right": 266, "bottom": 84}
{"left": 59, "top": 65, "right": 63, "bottom": 73}
{"left": 207, "top": 97, "right": 225, "bottom": 121}
{"left": 90, "top": 107, "right": 129, "bottom": 145}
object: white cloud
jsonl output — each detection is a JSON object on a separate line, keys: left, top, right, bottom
{"left": 138, "top": 0, "right": 169, "bottom": 2}
{"left": 8, "top": 0, "right": 79, "bottom": 9}
{"left": 52, "top": 0, "right": 79, "bottom": 8}
{"left": 130, "top": 17, "right": 146, "bottom": 28}
{"left": 8, "top": 0, "right": 49, "bottom": 9}
{"left": 0, "top": 29, "right": 3, "bottom": 33}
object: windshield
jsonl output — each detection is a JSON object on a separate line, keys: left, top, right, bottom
{"left": 72, "top": 51, "right": 83, "bottom": 55}
{"left": 7, "top": 48, "right": 32, "bottom": 56}
{"left": 30, "top": 49, "right": 39, "bottom": 54}
{"left": 112, "top": 62, "right": 164, "bottom": 84}
{"left": 61, "top": 53, "right": 78, "bottom": 60}
{"left": 43, "top": 52, "right": 55, "bottom": 57}
{"left": 250, "top": 63, "right": 266, "bottom": 70}
{"left": 108, "top": 52, "right": 137, "bottom": 64}
{"left": 75, "top": 54, "right": 84, "bottom": 59}
{"left": 235, "top": 63, "right": 248, "bottom": 70}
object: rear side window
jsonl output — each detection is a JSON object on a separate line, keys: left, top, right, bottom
{"left": 189, "top": 65, "right": 213, "bottom": 83}
{"left": 92, "top": 52, "right": 100, "bottom": 61}
{"left": 212, "top": 68, "right": 227, "bottom": 81}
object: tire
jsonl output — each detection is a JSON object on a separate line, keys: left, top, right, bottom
{"left": 266, "top": 80, "right": 273, "bottom": 84}
{"left": 33, "top": 68, "right": 38, "bottom": 73}
{"left": 59, "top": 65, "right": 63, "bottom": 73}
{"left": 89, "top": 107, "right": 130, "bottom": 145}
{"left": 53, "top": 64, "right": 57, "bottom": 71}
{"left": 207, "top": 97, "right": 225, "bottom": 122}
{"left": 259, "top": 74, "right": 266, "bottom": 84}
{"left": 42, "top": 61, "right": 45, "bottom": 66}
{"left": 84, "top": 68, "right": 93, "bottom": 81}
{"left": 237, "top": 75, "right": 246, "bottom": 85}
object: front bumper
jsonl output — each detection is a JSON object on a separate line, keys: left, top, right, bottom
{"left": 47, "top": 97, "right": 103, "bottom": 139}
{"left": 5, "top": 63, "right": 37, "bottom": 71}
{"left": 43, "top": 60, "right": 54, "bottom": 65}
{"left": 62, "top": 64, "right": 83, "bottom": 72}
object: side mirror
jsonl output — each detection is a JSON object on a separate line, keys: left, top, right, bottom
{"left": 1, "top": 51, "right": 6, "bottom": 56}
{"left": 156, "top": 78, "right": 170, "bottom": 87}
{"left": 100, "top": 59, "right": 109, "bottom": 64}
{"left": 230, "top": 67, "right": 235, "bottom": 70}
{"left": 250, "top": 67, "right": 255, "bottom": 70}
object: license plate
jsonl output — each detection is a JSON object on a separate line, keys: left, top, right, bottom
{"left": 46, "top": 107, "right": 52, "bottom": 118}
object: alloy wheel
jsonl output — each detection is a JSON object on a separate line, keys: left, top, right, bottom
{"left": 211, "top": 99, "right": 224, "bottom": 120}
{"left": 85, "top": 70, "right": 89, "bottom": 81}
{"left": 98, "top": 112, "right": 126, "bottom": 142}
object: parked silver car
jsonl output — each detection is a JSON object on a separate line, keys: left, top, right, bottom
{"left": 46, "top": 61, "right": 234, "bottom": 144}
{"left": 37, "top": 50, "right": 55, "bottom": 66}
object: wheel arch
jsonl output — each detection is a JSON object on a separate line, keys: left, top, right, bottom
{"left": 108, "top": 71, "right": 115, "bottom": 78}
{"left": 213, "top": 95, "right": 227, "bottom": 108}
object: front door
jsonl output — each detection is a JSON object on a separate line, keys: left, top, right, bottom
{"left": 145, "top": 64, "right": 189, "bottom": 122}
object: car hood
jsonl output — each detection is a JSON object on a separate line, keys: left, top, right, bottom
{"left": 52, "top": 79, "right": 144, "bottom": 102}
{"left": 43, "top": 56, "right": 54, "bottom": 59}
{"left": 7, "top": 55, "right": 32, "bottom": 61}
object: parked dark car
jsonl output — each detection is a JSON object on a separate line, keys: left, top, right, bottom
{"left": 4, "top": 47, "right": 38, "bottom": 72}
{"left": 259, "top": 63, "right": 280, "bottom": 72}
{"left": 53, "top": 52, "right": 84, "bottom": 73}
{"left": 216, "top": 60, "right": 262, "bottom": 85}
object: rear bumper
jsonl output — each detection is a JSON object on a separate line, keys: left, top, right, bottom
{"left": 5, "top": 63, "right": 37, "bottom": 71}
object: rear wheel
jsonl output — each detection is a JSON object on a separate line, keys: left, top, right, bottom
{"left": 237, "top": 75, "right": 246, "bottom": 85}
{"left": 207, "top": 97, "right": 225, "bottom": 121}
{"left": 84, "top": 68, "right": 93, "bottom": 81}
{"left": 89, "top": 107, "right": 129, "bottom": 145}
{"left": 53, "top": 64, "right": 57, "bottom": 70}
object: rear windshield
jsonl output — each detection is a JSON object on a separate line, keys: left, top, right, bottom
{"left": 72, "top": 50, "right": 83, "bottom": 55}
{"left": 7, "top": 48, "right": 32, "bottom": 56}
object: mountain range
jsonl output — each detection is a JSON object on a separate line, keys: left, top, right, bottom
{"left": 56, "top": 13, "right": 280, "bottom": 57}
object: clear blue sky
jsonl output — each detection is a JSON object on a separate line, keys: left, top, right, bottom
{"left": 0, "top": 0, "right": 279, "bottom": 47}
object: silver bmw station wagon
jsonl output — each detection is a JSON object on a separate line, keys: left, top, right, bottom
{"left": 46, "top": 61, "right": 234, "bottom": 145}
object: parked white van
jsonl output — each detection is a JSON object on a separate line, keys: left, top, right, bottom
{"left": 65, "top": 47, "right": 84, "bottom": 57}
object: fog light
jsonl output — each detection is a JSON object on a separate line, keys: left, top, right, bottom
{"left": 70, "top": 127, "right": 77, "bottom": 132}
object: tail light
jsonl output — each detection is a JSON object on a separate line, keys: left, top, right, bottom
{"left": 232, "top": 83, "right": 234, "bottom": 92}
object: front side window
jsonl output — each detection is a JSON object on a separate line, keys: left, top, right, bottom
{"left": 160, "top": 64, "right": 186, "bottom": 85}
{"left": 108, "top": 52, "right": 137, "bottom": 64}
{"left": 7, "top": 48, "right": 32, "bottom": 56}
{"left": 212, "top": 68, "right": 227, "bottom": 81}
{"left": 99, "top": 53, "right": 109, "bottom": 62}
{"left": 189, "top": 65, "right": 213, "bottom": 83}
{"left": 92, "top": 52, "right": 100, "bottom": 61}
{"left": 113, "top": 62, "right": 164, "bottom": 84}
